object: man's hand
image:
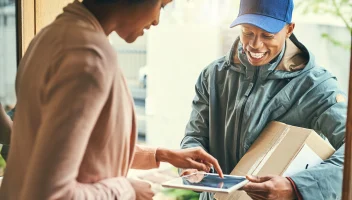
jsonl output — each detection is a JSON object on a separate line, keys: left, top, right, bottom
{"left": 156, "top": 147, "right": 223, "bottom": 178}
{"left": 128, "top": 179, "right": 155, "bottom": 200}
{"left": 241, "top": 175, "right": 297, "bottom": 200}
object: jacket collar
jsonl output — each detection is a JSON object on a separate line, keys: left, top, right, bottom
{"left": 224, "top": 34, "right": 311, "bottom": 80}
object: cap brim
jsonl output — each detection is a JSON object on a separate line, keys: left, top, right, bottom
{"left": 230, "top": 14, "right": 286, "bottom": 34}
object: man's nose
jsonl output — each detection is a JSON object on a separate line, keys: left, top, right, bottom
{"left": 249, "top": 36, "right": 263, "bottom": 49}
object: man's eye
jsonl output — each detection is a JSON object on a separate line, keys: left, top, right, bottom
{"left": 263, "top": 34, "right": 274, "bottom": 39}
{"left": 243, "top": 32, "right": 253, "bottom": 36}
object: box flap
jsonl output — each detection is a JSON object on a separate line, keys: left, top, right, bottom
{"left": 305, "top": 132, "right": 335, "bottom": 160}
{"left": 283, "top": 144, "right": 324, "bottom": 177}
{"left": 258, "top": 125, "right": 312, "bottom": 176}
{"left": 230, "top": 121, "right": 290, "bottom": 176}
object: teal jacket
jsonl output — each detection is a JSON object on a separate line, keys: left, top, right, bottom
{"left": 181, "top": 35, "right": 346, "bottom": 200}
{"left": 0, "top": 107, "right": 14, "bottom": 160}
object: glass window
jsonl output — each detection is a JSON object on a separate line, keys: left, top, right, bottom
{"left": 0, "top": 0, "right": 17, "bottom": 174}
{"left": 0, "top": 0, "right": 17, "bottom": 107}
{"left": 109, "top": 33, "right": 147, "bottom": 143}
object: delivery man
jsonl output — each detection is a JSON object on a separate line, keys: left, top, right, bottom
{"left": 180, "top": 0, "right": 346, "bottom": 199}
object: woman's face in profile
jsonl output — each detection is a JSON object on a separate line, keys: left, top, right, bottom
{"left": 115, "top": 0, "right": 173, "bottom": 43}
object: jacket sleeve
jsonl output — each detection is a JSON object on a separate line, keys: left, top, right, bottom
{"left": 290, "top": 76, "right": 346, "bottom": 200}
{"left": 0, "top": 107, "right": 15, "bottom": 160}
{"left": 0, "top": 105, "right": 12, "bottom": 145}
{"left": 180, "top": 69, "right": 211, "bottom": 153}
{"left": 131, "top": 145, "right": 160, "bottom": 170}
{"left": 18, "top": 50, "right": 135, "bottom": 200}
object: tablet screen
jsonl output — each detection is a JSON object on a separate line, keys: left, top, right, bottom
{"left": 182, "top": 173, "right": 246, "bottom": 189}
{"left": 162, "top": 172, "right": 248, "bottom": 193}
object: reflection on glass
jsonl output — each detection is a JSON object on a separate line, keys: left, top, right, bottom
{"left": 0, "top": 0, "right": 17, "bottom": 107}
{"left": 0, "top": 0, "right": 17, "bottom": 175}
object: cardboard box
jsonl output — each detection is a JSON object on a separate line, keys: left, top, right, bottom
{"left": 215, "top": 121, "right": 335, "bottom": 200}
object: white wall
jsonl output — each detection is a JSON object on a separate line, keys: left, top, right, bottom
{"left": 145, "top": 24, "right": 222, "bottom": 148}
{"left": 293, "top": 24, "right": 351, "bottom": 94}
{"left": 109, "top": 33, "right": 147, "bottom": 81}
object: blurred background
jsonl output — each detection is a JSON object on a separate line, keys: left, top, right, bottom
{"left": 107, "top": 0, "right": 351, "bottom": 149}
{"left": 1, "top": 0, "right": 350, "bottom": 148}
{"left": 0, "top": 0, "right": 351, "bottom": 199}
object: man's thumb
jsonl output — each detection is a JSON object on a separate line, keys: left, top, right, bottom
{"left": 246, "top": 175, "right": 272, "bottom": 183}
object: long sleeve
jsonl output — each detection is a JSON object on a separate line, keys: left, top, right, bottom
{"left": 290, "top": 77, "right": 346, "bottom": 200}
{"left": 178, "top": 69, "right": 212, "bottom": 177}
{"left": 18, "top": 49, "right": 135, "bottom": 200}
{"left": 0, "top": 107, "right": 15, "bottom": 160}
{"left": 181, "top": 69, "right": 211, "bottom": 152}
{"left": 0, "top": 103, "right": 12, "bottom": 145}
{"left": 131, "top": 145, "right": 160, "bottom": 169}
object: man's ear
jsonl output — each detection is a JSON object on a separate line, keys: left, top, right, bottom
{"left": 286, "top": 23, "right": 295, "bottom": 38}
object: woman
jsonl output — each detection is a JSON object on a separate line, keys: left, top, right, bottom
{"left": 0, "top": 0, "right": 222, "bottom": 199}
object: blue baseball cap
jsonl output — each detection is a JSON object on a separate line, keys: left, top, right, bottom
{"left": 230, "top": 0, "right": 294, "bottom": 33}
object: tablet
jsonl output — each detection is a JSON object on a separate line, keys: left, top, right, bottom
{"left": 161, "top": 172, "right": 248, "bottom": 193}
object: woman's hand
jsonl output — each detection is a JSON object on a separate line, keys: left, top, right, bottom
{"left": 156, "top": 147, "right": 223, "bottom": 178}
{"left": 128, "top": 179, "right": 155, "bottom": 200}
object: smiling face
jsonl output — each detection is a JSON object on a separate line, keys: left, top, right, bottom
{"left": 239, "top": 23, "right": 295, "bottom": 66}
{"left": 113, "top": 0, "right": 173, "bottom": 43}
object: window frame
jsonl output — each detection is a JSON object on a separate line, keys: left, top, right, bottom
{"left": 342, "top": 37, "right": 352, "bottom": 200}
{"left": 16, "top": 0, "right": 35, "bottom": 59}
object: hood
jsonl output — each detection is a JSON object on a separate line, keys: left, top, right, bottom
{"left": 223, "top": 34, "right": 315, "bottom": 80}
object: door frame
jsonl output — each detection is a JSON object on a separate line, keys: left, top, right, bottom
{"left": 342, "top": 35, "right": 352, "bottom": 200}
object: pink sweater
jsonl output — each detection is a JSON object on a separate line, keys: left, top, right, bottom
{"left": 0, "top": 1, "right": 159, "bottom": 199}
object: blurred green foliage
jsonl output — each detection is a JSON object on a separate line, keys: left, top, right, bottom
{"left": 296, "top": 0, "right": 351, "bottom": 49}
{"left": 0, "top": 146, "right": 5, "bottom": 176}
{"left": 163, "top": 188, "right": 200, "bottom": 200}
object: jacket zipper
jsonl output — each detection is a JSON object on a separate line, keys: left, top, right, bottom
{"left": 236, "top": 68, "right": 260, "bottom": 162}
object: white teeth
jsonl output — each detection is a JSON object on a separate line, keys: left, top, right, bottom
{"left": 250, "top": 52, "right": 265, "bottom": 59}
